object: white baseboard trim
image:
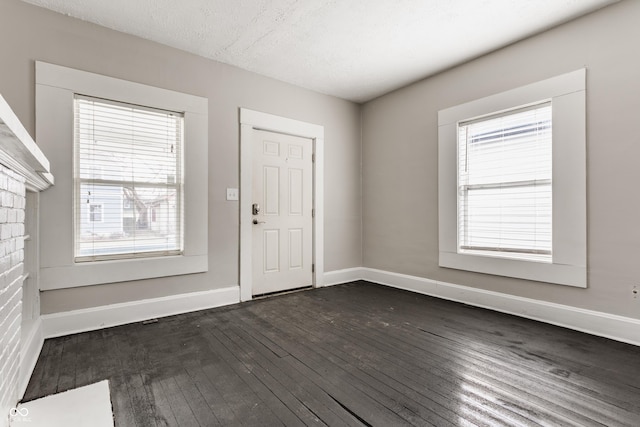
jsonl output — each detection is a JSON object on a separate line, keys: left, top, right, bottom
{"left": 323, "top": 267, "right": 640, "bottom": 347}
{"left": 322, "top": 268, "right": 362, "bottom": 287}
{"left": 34, "top": 268, "right": 640, "bottom": 347}
{"left": 360, "top": 267, "right": 640, "bottom": 347}
{"left": 19, "top": 318, "right": 44, "bottom": 399}
{"left": 41, "top": 286, "right": 240, "bottom": 339}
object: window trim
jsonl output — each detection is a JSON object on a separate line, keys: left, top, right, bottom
{"left": 36, "top": 61, "right": 208, "bottom": 290}
{"left": 438, "top": 69, "right": 586, "bottom": 288}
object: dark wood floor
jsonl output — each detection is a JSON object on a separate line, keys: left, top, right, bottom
{"left": 24, "top": 281, "right": 640, "bottom": 426}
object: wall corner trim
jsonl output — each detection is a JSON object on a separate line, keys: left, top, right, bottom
{"left": 323, "top": 268, "right": 363, "bottom": 287}
{"left": 323, "top": 267, "right": 640, "bottom": 347}
{"left": 41, "top": 286, "right": 240, "bottom": 339}
{"left": 18, "top": 318, "right": 44, "bottom": 400}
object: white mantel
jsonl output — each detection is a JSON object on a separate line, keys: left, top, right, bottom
{"left": 0, "top": 93, "right": 52, "bottom": 427}
{"left": 0, "top": 94, "right": 53, "bottom": 191}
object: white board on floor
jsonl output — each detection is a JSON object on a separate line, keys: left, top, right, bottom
{"left": 11, "top": 380, "right": 113, "bottom": 427}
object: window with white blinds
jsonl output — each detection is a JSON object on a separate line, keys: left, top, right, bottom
{"left": 439, "top": 69, "right": 586, "bottom": 287}
{"left": 457, "top": 102, "right": 552, "bottom": 262}
{"left": 74, "top": 95, "right": 184, "bottom": 261}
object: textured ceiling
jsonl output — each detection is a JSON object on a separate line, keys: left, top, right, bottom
{"left": 21, "top": 0, "right": 618, "bottom": 103}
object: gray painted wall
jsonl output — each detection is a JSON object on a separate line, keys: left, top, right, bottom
{"left": 362, "top": 0, "right": 640, "bottom": 319}
{"left": 0, "top": 0, "right": 362, "bottom": 313}
{"left": 2, "top": 0, "right": 637, "bottom": 320}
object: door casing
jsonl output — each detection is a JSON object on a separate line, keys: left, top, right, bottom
{"left": 239, "top": 108, "right": 324, "bottom": 301}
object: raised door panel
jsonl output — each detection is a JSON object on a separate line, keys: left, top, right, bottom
{"left": 263, "top": 229, "right": 280, "bottom": 273}
{"left": 288, "top": 168, "right": 303, "bottom": 216}
{"left": 289, "top": 228, "right": 303, "bottom": 270}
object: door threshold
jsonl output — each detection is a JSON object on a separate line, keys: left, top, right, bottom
{"left": 252, "top": 286, "right": 313, "bottom": 300}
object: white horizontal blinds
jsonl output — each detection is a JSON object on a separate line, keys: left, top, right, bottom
{"left": 458, "top": 102, "right": 552, "bottom": 262}
{"left": 74, "top": 95, "right": 184, "bottom": 261}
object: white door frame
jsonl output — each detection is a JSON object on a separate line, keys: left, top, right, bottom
{"left": 239, "top": 108, "right": 324, "bottom": 302}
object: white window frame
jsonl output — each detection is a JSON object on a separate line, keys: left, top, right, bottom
{"left": 438, "top": 69, "right": 586, "bottom": 288}
{"left": 36, "top": 62, "right": 208, "bottom": 290}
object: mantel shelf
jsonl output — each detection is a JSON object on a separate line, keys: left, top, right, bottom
{"left": 0, "top": 94, "right": 53, "bottom": 191}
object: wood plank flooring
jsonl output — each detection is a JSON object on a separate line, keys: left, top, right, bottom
{"left": 23, "top": 281, "right": 640, "bottom": 426}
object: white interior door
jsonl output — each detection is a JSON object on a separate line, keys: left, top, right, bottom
{"left": 252, "top": 129, "right": 313, "bottom": 295}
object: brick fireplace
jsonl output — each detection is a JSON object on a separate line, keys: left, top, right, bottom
{"left": 0, "top": 94, "right": 52, "bottom": 427}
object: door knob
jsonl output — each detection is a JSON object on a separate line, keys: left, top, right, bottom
{"left": 252, "top": 219, "right": 266, "bottom": 225}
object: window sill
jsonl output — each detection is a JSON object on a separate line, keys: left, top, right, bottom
{"left": 440, "top": 250, "right": 586, "bottom": 288}
{"left": 459, "top": 248, "right": 552, "bottom": 263}
{"left": 40, "top": 254, "right": 208, "bottom": 290}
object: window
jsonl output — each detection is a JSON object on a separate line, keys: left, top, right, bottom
{"left": 438, "top": 69, "right": 586, "bottom": 287}
{"left": 88, "top": 203, "right": 103, "bottom": 222}
{"left": 458, "top": 103, "right": 552, "bottom": 262}
{"left": 75, "top": 96, "right": 184, "bottom": 261}
{"left": 36, "top": 61, "right": 208, "bottom": 290}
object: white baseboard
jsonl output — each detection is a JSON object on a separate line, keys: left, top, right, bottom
{"left": 322, "top": 268, "right": 362, "bottom": 287}
{"left": 18, "top": 318, "right": 44, "bottom": 400}
{"left": 41, "top": 286, "right": 240, "bottom": 339}
{"left": 325, "top": 267, "right": 640, "bottom": 347}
